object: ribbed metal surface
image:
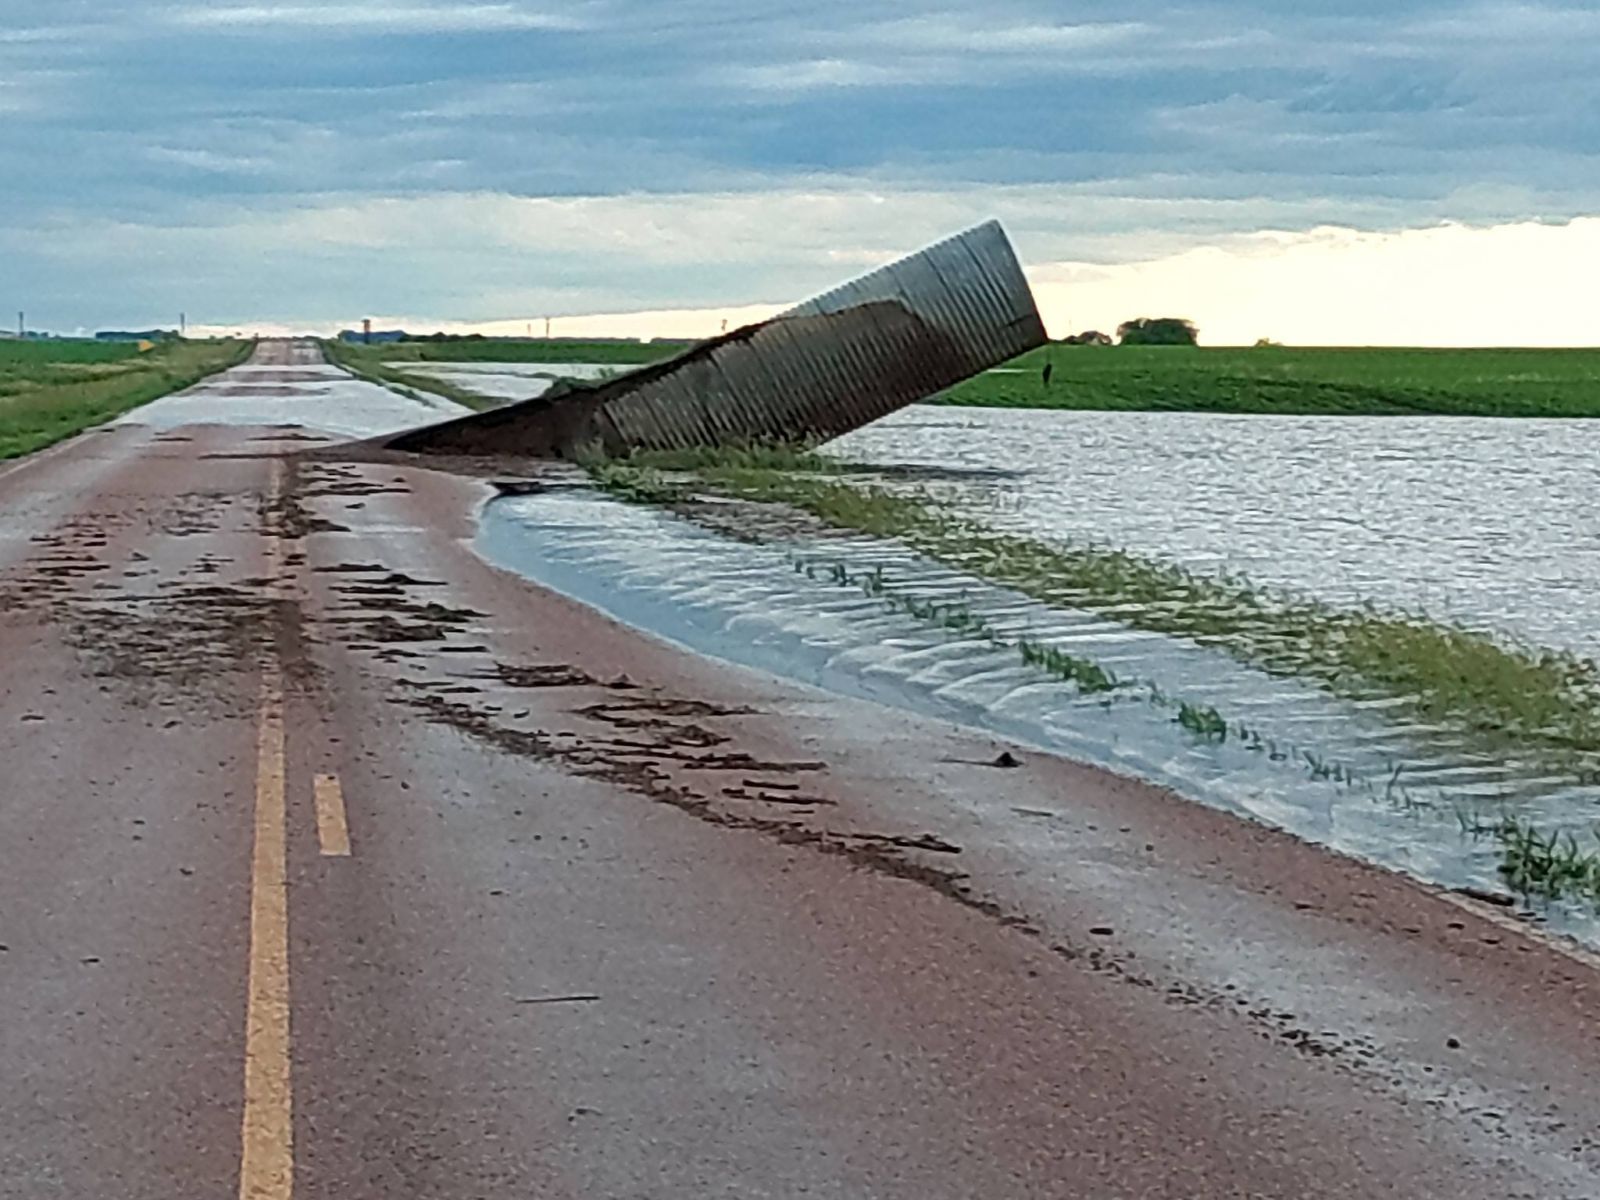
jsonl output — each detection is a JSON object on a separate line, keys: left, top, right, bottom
{"left": 388, "top": 219, "right": 1047, "bottom": 458}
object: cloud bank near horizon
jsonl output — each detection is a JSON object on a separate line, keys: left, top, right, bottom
{"left": 4, "top": 2, "right": 1598, "bottom": 342}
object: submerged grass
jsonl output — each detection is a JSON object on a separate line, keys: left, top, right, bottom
{"left": 1459, "top": 811, "right": 1600, "bottom": 907}
{"left": 583, "top": 453, "right": 1600, "bottom": 774}
{"left": 1017, "top": 639, "right": 1120, "bottom": 694}
{"left": 585, "top": 448, "right": 1600, "bottom": 914}
{"left": 804, "top": 542, "right": 1600, "bottom": 913}
{"left": 797, "top": 552, "right": 1418, "bottom": 805}
{"left": 0, "top": 339, "right": 251, "bottom": 460}
{"left": 1177, "top": 701, "right": 1229, "bottom": 741}
{"left": 796, "top": 484, "right": 1600, "bottom": 764}
{"left": 792, "top": 554, "right": 1133, "bottom": 702}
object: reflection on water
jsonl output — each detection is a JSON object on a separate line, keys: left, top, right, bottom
{"left": 831, "top": 408, "right": 1600, "bottom": 659}
{"left": 394, "top": 361, "right": 617, "bottom": 403}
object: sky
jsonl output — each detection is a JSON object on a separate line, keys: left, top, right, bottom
{"left": 2, "top": 1, "right": 1597, "bottom": 344}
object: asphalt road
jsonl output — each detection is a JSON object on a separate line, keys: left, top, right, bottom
{"left": 2, "top": 341, "right": 1598, "bottom": 1198}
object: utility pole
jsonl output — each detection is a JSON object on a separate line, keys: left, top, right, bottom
{"left": 544, "top": 316, "right": 551, "bottom": 339}
{"left": 17, "top": 311, "right": 23, "bottom": 339}
{"left": 180, "top": 312, "right": 187, "bottom": 337}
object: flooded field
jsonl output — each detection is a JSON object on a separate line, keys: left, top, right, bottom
{"left": 393, "top": 361, "right": 616, "bottom": 403}
{"left": 832, "top": 407, "right": 1600, "bottom": 659}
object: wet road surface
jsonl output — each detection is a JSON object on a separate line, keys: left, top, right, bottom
{"left": 2, "top": 342, "right": 1598, "bottom": 1198}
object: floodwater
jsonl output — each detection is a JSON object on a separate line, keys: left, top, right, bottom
{"left": 120, "top": 359, "right": 468, "bottom": 437}
{"left": 395, "top": 361, "right": 616, "bottom": 403}
{"left": 479, "top": 449, "right": 1600, "bottom": 949}
{"left": 444, "top": 374, "right": 1600, "bottom": 945}
{"left": 832, "top": 407, "right": 1600, "bottom": 660}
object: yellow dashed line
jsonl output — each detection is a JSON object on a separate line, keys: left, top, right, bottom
{"left": 239, "top": 466, "right": 293, "bottom": 1200}
{"left": 313, "top": 774, "right": 351, "bottom": 857}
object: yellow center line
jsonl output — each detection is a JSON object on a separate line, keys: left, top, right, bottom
{"left": 313, "top": 774, "right": 351, "bottom": 857}
{"left": 240, "top": 466, "right": 293, "bottom": 1200}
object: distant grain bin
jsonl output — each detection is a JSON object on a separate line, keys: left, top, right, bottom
{"left": 387, "top": 219, "right": 1048, "bottom": 458}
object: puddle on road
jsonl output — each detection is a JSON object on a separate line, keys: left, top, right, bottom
{"left": 116, "top": 361, "right": 468, "bottom": 439}
{"left": 477, "top": 487, "right": 1600, "bottom": 951}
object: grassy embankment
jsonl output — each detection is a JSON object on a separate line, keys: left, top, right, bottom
{"left": 323, "top": 337, "right": 678, "bottom": 411}
{"left": 943, "top": 346, "right": 1600, "bottom": 417}
{"left": 0, "top": 339, "right": 251, "bottom": 461}
{"left": 584, "top": 447, "right": 1600, "bottom": 904}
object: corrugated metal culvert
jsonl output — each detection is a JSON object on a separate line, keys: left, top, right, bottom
{"left": 388, "top": 219, "right": 1047, "bottom": 458}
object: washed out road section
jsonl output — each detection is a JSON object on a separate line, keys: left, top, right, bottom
{"left": 0, "top": 342, "right": 1596, "bottom": 1197}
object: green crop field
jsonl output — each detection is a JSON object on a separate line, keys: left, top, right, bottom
{"left": 0, "top": 340, "right": 144, "bottom": 394}
{"left": 0, "top": 339, "right": 251, "bottom": 460}
{"left": 938, "top": 346, "right": 1600, "bottom": 417}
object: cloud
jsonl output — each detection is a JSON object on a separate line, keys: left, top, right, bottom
{"left": 3, "top": 1, "right": 1598, "bottom": 340}
{"left": 716, "top": 16, "right": 1155, "bottom": 92}
{"left": 862, "top": 16, "right": 1152, "bottom": 54}
{"left": 8, "top": 184, "right": 1593, "bottom": 341}
{"left": 165, "top": 2, "right": 586, "bottom": 33}
{"left": 717, "top": 58, "right": 940, "bottom": 94}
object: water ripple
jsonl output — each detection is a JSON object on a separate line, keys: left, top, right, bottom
{"left": 479, "top": 488, "right": 1600, "bottom": 950}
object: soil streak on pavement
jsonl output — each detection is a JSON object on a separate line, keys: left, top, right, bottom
{"left": 1, "top": 342, "right": 1598, "bottom": 1198}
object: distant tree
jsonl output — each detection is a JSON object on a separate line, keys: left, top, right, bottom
{"left": 1059, "top": 330, "right": 1113, "bottom": 346}
{"left": 1116, "top": 317, "right": 1199, "bottom": 346}
{"left": 1254, "top": 337, "right": 1282, "bottom": 348}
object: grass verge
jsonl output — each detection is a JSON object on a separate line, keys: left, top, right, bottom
{"left": 0, "top": 339, "right": 252, "bottom": 461}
